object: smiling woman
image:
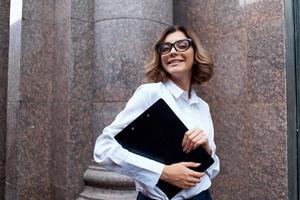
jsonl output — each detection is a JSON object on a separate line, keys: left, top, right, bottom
{"left": 94, "top": 25, "right": 219, "bottom": 200}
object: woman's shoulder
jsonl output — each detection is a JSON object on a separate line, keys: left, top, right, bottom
{"left": 136, "top": 82, "right": 163, "bottom": 92}
{"left": 133, "top": 82, "right": 163, "bottom": 104}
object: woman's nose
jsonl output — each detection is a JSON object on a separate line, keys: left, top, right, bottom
{"left": 169, "top": 46, "right": 178, "bottom": 55}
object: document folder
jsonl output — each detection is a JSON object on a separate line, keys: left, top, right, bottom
{"left": 115, "top": 98, "right": 214, "bottom": 199}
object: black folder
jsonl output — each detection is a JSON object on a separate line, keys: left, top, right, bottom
{"left": 115, "top": 98, "right": 214, "bottom": 199}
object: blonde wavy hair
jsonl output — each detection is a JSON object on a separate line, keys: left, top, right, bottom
{"left": 145, "top": 25, "right": 214, "bottom": 85}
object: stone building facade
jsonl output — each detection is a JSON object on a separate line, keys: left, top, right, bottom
{"left": 0, "top": 0, "right": 296, "bottom": 199}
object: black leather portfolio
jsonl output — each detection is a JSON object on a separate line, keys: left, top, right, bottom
{"left": 115, "top": 98, "right": 214, "bottom": 199}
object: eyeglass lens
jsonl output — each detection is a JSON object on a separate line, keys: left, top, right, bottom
{"left": 157, "top": 39, "right": 191, "bottom": 54}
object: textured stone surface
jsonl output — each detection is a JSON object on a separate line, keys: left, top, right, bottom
{"left": 95, "top": 0, "right": 172, "bottom": 24}
{"left": 0, "top": 70, "right": 8, "bottom": 200}
{"left": 84, "top": 166, "right": 135, "bottom": 189}
{"left": 246, "top": 103, "right": 288, "bottom": 200}
{"left": 245, "top": 0, "right": 283, "bottom": 24}
{"left": 6, "top": 103, "right": 52, "bottom": 199}
{"left": 17, "top": 103, "right": 52, "bottom": 195}
{"left": 246, "top": 19, "right": 285, "bottom": 104}
{"left": 23, "top": 0, "right": 54, "bottom": 22}
{"left": 20, "top": 19, "right": 54, "bottom": 102}
{"left": 214, "top": 0, "right": 246, "bottom": 34}
{"left": 69, "top": 102, "right": 93, "bottom": 186}
{"left": 69, "top": 19, "right": 94, "bottom": 102}
{"left": 175, "top": 0, "right": 287, "bottom": 199}
{"left": 72, "top": 0, "right": 94, "bottom": 22}
{"left": 53, "top": 18, "right": 70, "bottom": 102}
{"left": 55, "top": 0, "right": 70, "bottom": 22}
{"left": 79, "top": 186, "right": 138, "bottom": 200}
{"left": 94, "top": 20, "right": 168, "bottom": 101}
{"left": 92, "top": 102, "right": 126, "bottom": 143}
{"left": 5, "top": 103, "right": 19, "bottom": 186}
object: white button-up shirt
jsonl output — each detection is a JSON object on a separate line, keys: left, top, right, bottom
{"left": 94, "top": 79, "right": 220, "bottom": 200}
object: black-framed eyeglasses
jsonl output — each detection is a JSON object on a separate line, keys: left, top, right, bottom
{"left": 156, "top": 38, "right": 192, "bottom": 55}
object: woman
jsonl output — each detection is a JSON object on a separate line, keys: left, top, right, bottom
{"left": 94, "top": 25, "right": 220, "bottom": 200}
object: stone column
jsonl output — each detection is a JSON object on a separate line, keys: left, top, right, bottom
{"left": 79, "top": 0, "right": 172, "bottom": 199}
{"left": 6, "top": 0, "right": 55, "bottom": 199}
{"left": 0, "top": 0, "right": 10, "bottom": 198}
{"left": 51, "top": 0, "right": 94, "bottom": 199}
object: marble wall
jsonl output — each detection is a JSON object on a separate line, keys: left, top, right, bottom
{"left": 51, "top": 0, "right": 94, "bottom": 199}
{"left": 174, "top": 0, "right": 287, "bottom": 199}
{"left": 6, "top": 0, "right": 55, "bottom": 199}
{"left": 92, "top": 0, "right": 172, "bottom": 145}
{"left": 4, "top": 0, "right": 290, "bottom": 199}
{"left": 0, "top": 0, "right": 9, "bottom": 198}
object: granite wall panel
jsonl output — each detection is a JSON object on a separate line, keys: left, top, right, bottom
{"left": 51, "top": 1, "right": 95, "bottom": 199}
{"left": 69, "top": 19, "right": 93, "bottom": 102}
{"left": 6, "top": 0, "right": 55, "bottom": 199}
{"left": 72, "top": 0, "right": 94, "bottom": 22}
{"left": 94, "top": 0, "right": 172, "bottom": 24}
{"left": 247, "top": 103, "right": 287, "bottom": 199}
{"left": 94, "top": 20, "right": 168, "bottom": 101}
{"left": 0, "top": 68, "right": 7, "bottom": 199}
{"left": 174, "top": 0, "right": 287, "bottom": 199}
{"left": 17, "top": 102, "right": 52, "bottom": 199}
{"left": 20, "top": 20, "right": 54, "bottom": 102}
{"left": 23, "top": 0, "right": 54, "bottom": 22}
{"left": 92, "top": 102, "right": 126, "bottom": 143}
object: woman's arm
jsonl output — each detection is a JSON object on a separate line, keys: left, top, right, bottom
{"left": 94, "top": 85, "right": 164, "bottom": 188}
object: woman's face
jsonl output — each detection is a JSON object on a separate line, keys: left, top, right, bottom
{"left": 160, "top": 31, "right": 195, "bottom": 81}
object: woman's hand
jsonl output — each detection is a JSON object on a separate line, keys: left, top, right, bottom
{"left": 182, "top": 128, "right": 212, "bottom": 154}
{"left": 160, "top": 162, "right": 205, "bottom": 189}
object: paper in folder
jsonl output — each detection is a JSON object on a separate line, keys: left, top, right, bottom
{"left": 115, "top": 98, "right": 214, "bottom": 199}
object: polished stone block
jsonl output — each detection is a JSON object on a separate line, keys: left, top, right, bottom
{"left": 17, "top": 102, "right": 51, "bottom": 184}
{"left": 68, "top": 102, "right": 93, "bottom": 186}
{"left": 246, "top": 19, "right": 285, "bottom": 104}
{"left": 0, "top": 68, "right": 7, "bottom": 188}
{"left": 23, "top": 0, "right": 54, "bottom": 22}
{"left": 50, "top": 103, "right": 69, "bottom": 188}
{"left": 246, "top": 19, "right": 284, "bottom": 67}
{"left": 72, "top": 0, "right": 94, "bottom": 22}
{"left": 20, "top": 20, "right": 54, "bottom": 102}
{"left": 53, "top": 19, "right": 71, "bottom": 102}
{"left": 55, "top": 0, "right": 71, "bottom": 22}
{"left": 53, "top": 19, "right": 94, "bottom": 102}
{"left": 95, "top": 0, "right": 172, "bottom": 24}
{"left": 211, "top": 28, "right": 248, "bottom": 103}
{"left": 210, "top": 102, "right": 249, "bottom": 199}
{"left": 175, "top": 0, "right": 288, "bottom": 199}
{"left": 92, "top": 102, "right": 126, "bottom": 143}
{"left": 5, "top": 103, "right": 19, "bottom": 186}
{"left": 50, "top": 184, "right": 68, "bottom": 200}
{"left": 246, "top": 0, "right": 283, "bottom": 24}
{"left": 214, "top": 0, "right": 246, "bottom": 34}
{"left": 246, "top": 103, "right": 287, "bottom": 200}
{"left": 0, "top": 0, "right": 9, "bottom": 70}
{"left": 174, "top": 0, "right": 214, "bottom": 35}
{"left": 94, "top": 20, "right": 168, "bottom": 101}
{"left": 6, "top": 102, "right": 52, "bottom": 199}
{"left": 69, "top": 19, "right": 93, "bottom": 102}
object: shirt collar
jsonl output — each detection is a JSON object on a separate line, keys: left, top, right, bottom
{"left": 164, "top": 79, "right": 200, "bottom": 105}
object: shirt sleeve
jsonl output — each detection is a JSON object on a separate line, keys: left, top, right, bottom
{"left": 93, "top": 85, "right": 165, "bottom": 188}
{"left": 206, "top": 113, "right": 220, "bottom": 180}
